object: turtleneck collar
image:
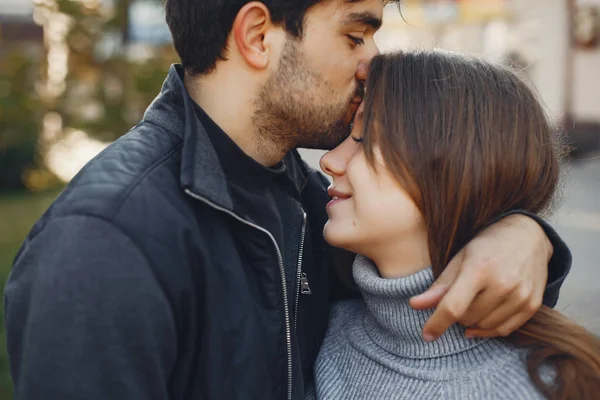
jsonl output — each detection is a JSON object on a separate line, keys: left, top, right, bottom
{"left": 353, "top": 255, "right": 489, "bottom": 359}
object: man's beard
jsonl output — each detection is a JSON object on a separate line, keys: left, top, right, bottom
{"left": 253, "top": 39, "right": 362, "bottom": 156}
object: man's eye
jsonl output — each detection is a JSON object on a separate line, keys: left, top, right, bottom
{"left": 347, "top": 35, "right": 365, "bottom": 47}
{"left": 351, "top": 136, "right": 364, "bottom": 143}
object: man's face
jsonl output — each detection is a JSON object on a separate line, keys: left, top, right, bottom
{"left": 255, "top": 0, "right": 382, "bottom": 151}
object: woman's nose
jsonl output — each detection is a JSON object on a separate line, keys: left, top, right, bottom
{"left": 320, "top": 138, "right": 353, "bottom": 178}
{"left": 319, "top": 151, "right": 337, "bottom": 178}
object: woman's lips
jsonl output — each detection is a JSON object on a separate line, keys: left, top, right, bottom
{"left": 327, "top": 196, "right": 351, "bottom": 209}
{"left": 327, "top": 188, "right": 352, "bottom": 208}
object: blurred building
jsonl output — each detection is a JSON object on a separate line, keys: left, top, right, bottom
{"left": 0, "top": 0, "right": 42, "bottom": 57}
{"left": 0, "top": 0, "right": 34, "bottom": 19}
{"left": 377, "top": 0, "right": 600, "bottom": 154}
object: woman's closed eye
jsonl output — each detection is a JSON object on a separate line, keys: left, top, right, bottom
{"left": 352, "top": 136, "right": 364, "bottom": 144}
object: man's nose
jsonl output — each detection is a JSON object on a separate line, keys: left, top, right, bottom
{"left": 356, "top": 43, "right": 380, "bottom": 82}
{"left": 356, "top": 61, "right": 369, "bottom": 83}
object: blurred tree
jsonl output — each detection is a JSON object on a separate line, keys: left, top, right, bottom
{"left": 0, "top": 50, "right": 43, "bottom": 192}
{"left": 0, "top": 0, "right": 174, "bottom": 192}
{"left": 49, "top": 0, "right": 176, "bottom": 143}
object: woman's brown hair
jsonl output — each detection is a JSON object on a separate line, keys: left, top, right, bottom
{"left": 361, "top": 49, "right": 600, "bottom": 399}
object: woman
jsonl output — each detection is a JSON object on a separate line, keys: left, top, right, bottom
{"left": 313, "top": 50, "right": 600, "bottom": 399}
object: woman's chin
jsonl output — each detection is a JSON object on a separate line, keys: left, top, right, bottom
{"left": 323, "top": 222, "right": 345, "bottom": 248}
{"left": 323, "top": 221, "right": 361, "bottom": 253}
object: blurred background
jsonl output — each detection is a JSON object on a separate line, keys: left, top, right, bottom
{"left": 0, "top": 0, "right": 598, "bottom": 397}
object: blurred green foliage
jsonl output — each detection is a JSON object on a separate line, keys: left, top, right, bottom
{"left": 52, "top": 0, "right": 175, "bottom": 142}
{"left": 0, "top": 50, "right": 44, "bottom": 193}
{"left": 1, "top": 0, "right": 175, "bottom": 193}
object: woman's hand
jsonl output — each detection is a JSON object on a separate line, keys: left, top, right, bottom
{"left": 410, "top": 214, "right": 553, "bottom": 341}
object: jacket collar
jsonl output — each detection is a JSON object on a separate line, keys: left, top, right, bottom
{"left": 142, "top": 65, "right": 313, "bottom": 211}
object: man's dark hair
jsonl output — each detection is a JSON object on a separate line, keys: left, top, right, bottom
{"left": 165, "top": 0, "right": 324, "bottom": 75}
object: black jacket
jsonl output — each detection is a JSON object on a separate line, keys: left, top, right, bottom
{"left": 4, "top": 65, "right": 571, "bottom": 400}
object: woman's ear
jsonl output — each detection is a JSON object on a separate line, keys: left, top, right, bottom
{"left": 232, "top": 2, "right": 273, "bottom": 70}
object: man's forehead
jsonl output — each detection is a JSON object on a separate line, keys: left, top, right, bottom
{"left": 315, "top": 0, "right": 384, "bottom": 22}
{"left": 342, "top": 10, "right": 383, "bottom": 30}
{"left": 342, "top": 0, "right": 384, "bottom": 15}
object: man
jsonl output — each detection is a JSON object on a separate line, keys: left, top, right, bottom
{"left": 5, "top": 0, "right": 570, "bottom": 399}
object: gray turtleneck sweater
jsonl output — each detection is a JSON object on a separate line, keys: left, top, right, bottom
{"left": 310, "top": 255, "right": 549, "bottom": 400}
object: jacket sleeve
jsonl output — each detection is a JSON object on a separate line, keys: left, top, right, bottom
{"left": 4, "top": 215, "right": 177, "bottom": 400}
{"left": 495, "top": 210, "right": 572, "bottom": 308}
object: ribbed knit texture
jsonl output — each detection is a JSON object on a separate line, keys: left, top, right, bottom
{"left": 310, "top": 255, "right": 548, "bottom": 399}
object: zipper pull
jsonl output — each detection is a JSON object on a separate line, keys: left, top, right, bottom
{"left": 300, "top": 273, "right": 312, "bottom": 295}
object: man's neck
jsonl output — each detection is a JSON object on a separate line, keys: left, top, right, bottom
{"left": 184, "top": 70, "right": 286, "bottom": 167}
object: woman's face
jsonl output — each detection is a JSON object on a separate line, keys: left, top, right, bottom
{"left": 320, "top": 105, "right": 426, "bottom": 258}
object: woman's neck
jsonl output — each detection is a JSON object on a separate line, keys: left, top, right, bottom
{"left": 365, "top": 231, "right": 431, "bottom": 279}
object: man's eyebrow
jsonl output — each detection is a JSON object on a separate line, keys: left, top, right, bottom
{"left": 342, "top": 11, "right": 383, "bottom": 30}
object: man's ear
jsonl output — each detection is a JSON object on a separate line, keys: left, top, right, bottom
{"left": 232, "top": 2, "right": 275, "bottom": 70}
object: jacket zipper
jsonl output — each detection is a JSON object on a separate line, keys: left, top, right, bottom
{"left": 294, "top": 210, "right": 308, "bottom": 330}
{"left": 184, "top": 189, "right": 293, "bottom": 400}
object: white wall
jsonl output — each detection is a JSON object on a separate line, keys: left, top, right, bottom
{"left": 504, "top": 0, "right": 600, "bottom": 122}
{"left": 0, "top": 0, "right": 33, "bottom": 16}
{"left": 574, "top": 50, "right": 600, "bottom": 120}
{"left": 298, "top": 149, "right": 326, "bottom": 172}
{"left": 520, "top": 0, "right": 569, "bottom": 120}
{"left": 376, "top": 0, "right": 600, "bottom": 123}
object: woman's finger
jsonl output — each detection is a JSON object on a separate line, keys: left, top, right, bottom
{"left": 421, "top": 268, "right": 483, "bottom": 341}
